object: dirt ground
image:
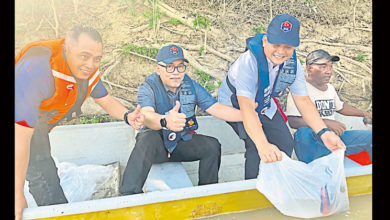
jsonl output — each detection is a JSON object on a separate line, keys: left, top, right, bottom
{"left": 15, "top": 0, "right": 372, "bottom": 124}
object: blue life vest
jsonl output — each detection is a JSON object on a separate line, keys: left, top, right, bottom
{"left": 248, "top": 33, "right": 297, "bottom": 115}
{"left": 225, "top": 33, "right": 297, "bottom": 139}
{"left": 145, "top": 72, "right": 198, "bottom": 153}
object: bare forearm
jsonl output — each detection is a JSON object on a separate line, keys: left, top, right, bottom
{"left": 141, "top": 109, "right": 164, "bottom": 130}
{"left": 337, "top": 103, "right": 368, "bottom": 117}
{"left": 287, "top": 116, "right": 308, "bottom": 129}
{"left": 15, "top": 124, "right": 33, "bottom": 198}
{"left": 242, "top": 109, "right": 268, "bottom": 146}
{"left": 236, "top": 96, "right": 283, "bottom": 162}
{"left": 290, "top": 95, "right": 346, "bottom": 152}
{"left": 93, "top": 94, "right": 128, "bottom": 120}
{"left": 237, "top": 96, "right": 269, "bottom": 148}
{"left": 205, "top": 102, "right": 242, "bottom": 122}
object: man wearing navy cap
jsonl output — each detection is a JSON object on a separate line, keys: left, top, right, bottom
{"left": 120, "top": 44, "right": 244, "bottom": 195}
{"left": 218, "top": 14, "right": 346, "bottom": 179}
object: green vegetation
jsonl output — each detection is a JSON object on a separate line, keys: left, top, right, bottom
{"left": 143, "top": 0, "right": 166, "bottom": 43}
{"left": 199, "top": 46, "right": 205, "bottom": 55}
{"left": 193, "top": 13, "right": 211, "bottom": 55}
{"left": 251, "top": 25, "right": 266, "bottom": 34}
{"left": 143, "top": 6, "right": 162, "bottom": 29}
{"left": 355, "top": 53, "right": 368, "bottom": 62}
{"left": 80, "top": 115, "right": 116, "bottom": 124}
{"left": 194, "top": 69, "right": 221, "bottom": 93}
{"left": 169, "top": 18, "right": 181, "bottom": 25}
{"left": 298, "top": 57, "right": 304, "bottom": 65}
{"left": 99, "top": 59, "right": 108, "bottom": 68}
{"left": 120, "top": 43, "right": 159, "bottom": 60}
{"left": 192, "top": 13, "right": 210, "bottom": 30}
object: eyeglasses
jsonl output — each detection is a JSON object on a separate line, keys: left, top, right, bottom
{"left": 158, "top": 63, "right": 186, "bottom": 73}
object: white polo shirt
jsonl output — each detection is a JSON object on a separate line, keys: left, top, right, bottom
{"left": 218, "top": 50, "right": 308, "bottom": 119}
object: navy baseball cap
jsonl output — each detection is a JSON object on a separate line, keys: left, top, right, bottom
{"left": 156, "top": 44, "right": 189, "bottom": 64}
{"left": 266, "top": 14, "right": 300, "bottom": 47}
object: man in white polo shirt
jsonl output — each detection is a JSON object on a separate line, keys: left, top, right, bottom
{"left": 286, "top": 49, "right": 372, "bottom": 163}
{"left": 218, "top": 14, "right": 345, "bottom": 179}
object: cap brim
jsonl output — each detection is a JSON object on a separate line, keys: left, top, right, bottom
{"left": 160, "top": 57, "right": 189, "bottom": 64}
{"left": 267, "top": 38, "right": 299, "bottom": 47}
{"left": 330, "top": 56, "right": 340, "bottom": 62}
{"left": 310, "top": 56, "right": 340, "bottom": 65}
{"left": 267, "top": 35, "right": 299, "bottom": 47}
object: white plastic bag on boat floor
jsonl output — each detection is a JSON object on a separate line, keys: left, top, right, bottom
{"left": 256, "top": 149, "right": 349, "bottom": 218}
{"left": 24, "top": 160, "right": 120, "bottom": 207}
{"left": 57, "top": 161, "right": 120, "bottom": 202}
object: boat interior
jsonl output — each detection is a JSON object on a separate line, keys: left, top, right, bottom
{"left": 22, "top": 113, "right": 372, "bottom": 219}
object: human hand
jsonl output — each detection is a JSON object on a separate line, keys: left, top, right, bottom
{"left": 362, "top": 110, "right": 372, "bottom": 119}
{"left": 127, "top": 105, "right": 145, "bottom": 130}
{"left": 321, "top": 131, "right": 346, "bottom": 152}
{"left": 257, "top": 142, "right": 282, "bottom": 163}
{"left": 15, "top": 193, "right": 26, "bottom": 220}
{"left": 324, "top": 119, "right": 346, "bottom": 136}
{"left": 166, "top": 101, "right": 186, "bottom": 132}
{"left": 360, "top": 110, "right": 372, "bottom": 126}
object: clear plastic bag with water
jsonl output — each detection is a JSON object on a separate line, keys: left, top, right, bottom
{"left": 256, "top": 149, "right": 349, "bottom": 218}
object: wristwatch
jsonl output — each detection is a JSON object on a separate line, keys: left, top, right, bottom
{"left": 160, "top": 115, "right": 167, "bottom": 129}
{"left": 123, "top": 110, "right": 132, "bottom": 126}
{"left": 316, "top": 127, "right": 330, "bottom": 138}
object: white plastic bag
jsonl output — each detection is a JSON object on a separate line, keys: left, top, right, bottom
{"left": 24, "top": 160, "right": 120, "bottom": 207}
{"left": 256, "top": 149, "right": 349, "bottom": 218}
{"left": 57, "top": 162, "right": 115, "bottom": 202}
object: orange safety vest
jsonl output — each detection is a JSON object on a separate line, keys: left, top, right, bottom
{"left": 15, "top": 38, "right": 101, "bottom": 125}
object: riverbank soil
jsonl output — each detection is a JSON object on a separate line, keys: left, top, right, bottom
{"left": 15, "top": 0, "right": 372, "bottom": 124}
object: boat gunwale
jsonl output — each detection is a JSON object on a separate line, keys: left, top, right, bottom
{"left": 22, "top": 170, "right": 372, "bottom": 219}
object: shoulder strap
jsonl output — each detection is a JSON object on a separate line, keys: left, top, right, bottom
{"left": 145, "top": 73, "right": 172, "bottom": 114}
{"left": 247, "top": 33, "right": 271, "bottom": 115}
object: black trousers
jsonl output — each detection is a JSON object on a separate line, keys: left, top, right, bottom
{"left": 25, "top": 80, "right": 87, "bottom": 206}
{"left": 120, "top": 130, "right": 221, "bottom": 195}
{"left": 25, "top": 117, "right": 68, "bottom": 206}
{"left": 228, "top": 110, "right": 295, "bottom": 179}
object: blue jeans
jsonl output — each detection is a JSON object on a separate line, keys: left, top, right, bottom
{"left": 294, "top": 127, "right": 372, "bottom": 163}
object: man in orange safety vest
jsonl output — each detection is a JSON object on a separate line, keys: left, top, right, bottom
{"left": 15, "top": 24, "right": 144, "bottom": 219}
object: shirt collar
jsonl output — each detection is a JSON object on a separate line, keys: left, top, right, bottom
{"left": 163, "top": 82, "right": 182, "bottom": 95}
{"left": 267, "top": 57, "right": 292, "bottom": 75}
{"left": 266, "top": 57, "right": 282, "bottom": 71}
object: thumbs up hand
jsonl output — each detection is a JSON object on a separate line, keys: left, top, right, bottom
{"left": 166, "top": 101, "right": 186, "bottom": 131}
{"left": 172, "top": 100, "right": 181, "bottom": 112}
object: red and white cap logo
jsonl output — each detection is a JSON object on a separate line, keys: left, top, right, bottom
{"left": 281, "top": 21, "right": 292, "bottom": 32}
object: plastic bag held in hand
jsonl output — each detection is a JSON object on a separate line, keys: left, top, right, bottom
{"left": 256, "top": 149, "right": 349, "bottom": 218}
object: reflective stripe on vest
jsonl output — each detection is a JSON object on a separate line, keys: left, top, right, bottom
{"left": 15, "top": 38, "right": 101, "bottom": 125}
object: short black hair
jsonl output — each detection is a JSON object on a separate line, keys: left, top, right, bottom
{"left": 67, "top": 24, "right": 102, "bottom": 44}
